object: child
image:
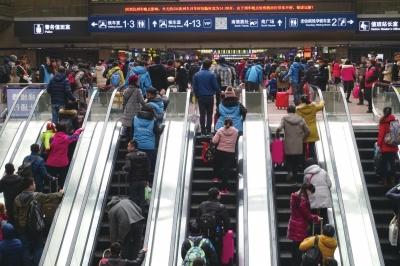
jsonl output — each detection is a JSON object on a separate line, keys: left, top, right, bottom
{"left": 40, "top": 121, "right": 56, "bottom": 159}
{"left": 267, "top": 73, "right": 278, "bottom": 102}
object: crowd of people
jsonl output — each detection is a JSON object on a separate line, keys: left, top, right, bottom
{"left": 1, "top": 52, "right": 400, "bottom": 266}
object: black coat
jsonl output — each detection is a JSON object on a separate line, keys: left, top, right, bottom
{"left": 148, "top": 64, "right": 168, "bottom": 91}
{"left": 0, "top": 174, "right": 22, "bottom": 223}
{"left": 47, "top": 73, "right": 76, "bottom": 106}
{"left": 197, "top": 199, "right": 230, "bottom": 231}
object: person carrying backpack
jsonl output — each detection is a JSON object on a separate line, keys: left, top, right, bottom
{"left": 181, "top": 222, "right": 218, "bottom": 266}
{"left": 299, "top": 224, "right": 337, "bottom": 266}
{"left": 0, "top": 163, "right": 22, "bottom": 224}
{"left": 106, "top": 62, "right": 125, "bottom": 88}
{"left": 196, "top": 187, "right": 230, "bottom": 257}
{"left": 284, "top": 57, "right": 304, "bottom": 105}
{"left": 377, "top": 107, "right": 399, "bottom": 186}
{"left": 14, "top": 177, "right": 63, "bottom": 266}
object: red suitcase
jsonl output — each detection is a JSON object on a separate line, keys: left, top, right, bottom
{"left": 275, "top": 91, "right": 289, "bottom": 109}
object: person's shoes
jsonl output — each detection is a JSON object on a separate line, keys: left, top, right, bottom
{"left": 366, "top": 110, "right": 373, "bottom": 113}
{"left": 357, "top": 102, "right": 364, "bottom": 105}
{"left": 220, "top": 188, "right": 229, "bottom": 195}
{"left": 212, "top": 177, "right": 221, "bottom": 183}
{"left": 347, "top": 99, "right": 352, "bottom": 103}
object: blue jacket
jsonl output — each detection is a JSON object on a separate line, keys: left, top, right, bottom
{"left": 0, "top": 223, "right": 23, "bottom": 266}
{"left": 133, "top": 111, "right": 156, "bottom": 150}
{"left": 268, "top": 78, "right": 277, "bottom": 94}
{"left": 47, "top": 73, "right": 75, "bottom": 105}
{"left": 192, "top": 69, "right": 219, "bottom": 97}
{"left": 23, "top": 153, "right": 52, "bottom": 182}
{"left": 245, "top": 65, "right": 263, "bottom": 84}
{"left": 215, "top": 100, "right": 245, "bottom": 133}
{"left": 285, "top": 62, "right": 303, "bottom": 84}
{"left": 147, "top": 96, "right": 164, "bottom": 121}
{"left": 132, "top": 66, "right": 152, "bottom": 96}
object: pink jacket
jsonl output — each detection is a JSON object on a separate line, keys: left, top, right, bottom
{"left": 331, "top": 63, "right": 341, "bottom": 78}
{"left": 287, "top": 192, "right": 319, "bottom": 242}
{"left": 340, "top": 64, "right": 356, "bottom": 82}
{"left": 212, "top": 126, "right": 238, "bottom": 153}
{"left": 46, "top": 129, "right": 83, "bottom": 167}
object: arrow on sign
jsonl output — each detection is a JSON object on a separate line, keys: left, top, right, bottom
{"left": 278, "top": 19, "right": 283, "bottom": 26}
{"left": 91, "top": 22, "right": 98, "bottom": 27}
{"left": 348, "top": 20, "right": 354, "bottom": 25}
{"left": 152, "top": 21, "right": 157, "bottom": 28}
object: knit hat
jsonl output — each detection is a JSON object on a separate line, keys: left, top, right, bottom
{"left": 224, "top": 89, "right": 237, "bottom": 98}
{"left": 128, "top": 74, "right": 139, "bottom": 85}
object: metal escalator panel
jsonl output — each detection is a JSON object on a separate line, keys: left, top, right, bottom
{"left": 41, "top": 89, "right": 120, "bottom": 266}
{"left": 144, "top": 92, "right": 190, "bottom": 266}
{"left": 322, "top": 87, "right": 383, "bottom": 265}
{"left": 242, "top": 91, "right": 276, "bottom": 265}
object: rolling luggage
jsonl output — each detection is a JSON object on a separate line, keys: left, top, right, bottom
{"left": 221, "top": 230, "right": 235, "bottom": 265}
{"left": 271, "top": 138, "right": 285, "bottom": 166}
{"left": 275, "top": 91, "right": 289, "bottom": 109}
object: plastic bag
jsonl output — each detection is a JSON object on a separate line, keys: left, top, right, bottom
{"left": 389, "top": 215, "right": 399, "bottom": 246}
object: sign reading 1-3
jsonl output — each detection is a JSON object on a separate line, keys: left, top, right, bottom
{"left": 88, "top": 13, "right": 356, "bottom": 33}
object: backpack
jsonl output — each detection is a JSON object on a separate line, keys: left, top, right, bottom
{"left": 183, "top": 239, "right": 207, "bottom": 266}
{"left": 278, "top": 71, "right": 287, "bottom": 82}
{"left": 26, "top": 196, "right": 46, "bottom": 238}
{"left": 384, "top": 120, "right": 400, "bottom": 146}
{"left": 301, "top": 236, "right": 322, "bottom": 266}
{"left": 110, "top": 71, "right": 121, "bottom": 87}
{"left": 17, "top": 156, "right": 39, "bottom": 178}
{"left": 198, "top": 212, "right": 218, "bottom": 235}
{"left": 201, "top": 142, "right": 215, "bottom": 163}
{"left": 217, "top": 66, "right": 232, "bottom": 87}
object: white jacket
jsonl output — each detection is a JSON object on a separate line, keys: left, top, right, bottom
{"left": 304, "top": 164, "right": 332, "bottom": 209}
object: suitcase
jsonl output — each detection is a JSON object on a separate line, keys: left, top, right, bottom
{"left": 271, "top": 138, "right": 285, "bottom": 166}
{"left": 275, "top": 91, "right": 289, "bottom": 109}
{"left": 221, "top": 230, "right": 235, "bottom": 265}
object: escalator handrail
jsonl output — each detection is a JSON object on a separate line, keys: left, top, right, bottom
{"left": 310, "top": 84, "right": 354, "bottom": 266}
{"left": 0, "top": 85, "right": 29, "bottom": 137}
{"left": 40, "top": 89, "right": 99, "bottom": 262}
{"left": 62, "top": 87, "right": 120, "bottom": 265}
{"left": 260, "top": 89, "right": 278, "bottom": 266}
{"left": 371, "top": 83, "right": 382, "bottom": 119}
{"left": 337, "top": 84, "right": 385, "bottom": 265}
{"left": 7, "top": 88, "right": 47, "bottom": 163}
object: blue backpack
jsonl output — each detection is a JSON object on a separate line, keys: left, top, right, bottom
{"left": 110, "top": 71, "right": 121, "bottom": 87}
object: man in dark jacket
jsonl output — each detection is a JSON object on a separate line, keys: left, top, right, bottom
{"left": 316, "top": 59, "right": 329, "bottom": 91}
{"left": 0, "top": 163, "right": 22, "bottom": 224}
{"left": 148, "top": 56, "right": 168, "bottom": 91}
{"left": 181, "top": 222, "right": 218, "bottom": 266}
{"left": 196, "top": 187, "right": 230, "bottom": 256}
{"left": 98, "top": 242, "right": 147, "bottom": 266}
{"left": 14, "top": 177, "right": 64, "bottom": 266}
{"left": 47, "top": 66, "right": 76, "bottom": 123}
{"left": 175, "top": 59, "right": 189, "bottom": 92}
{"left": 123, "top": 139, "right": 150, "bottom": 209}
{"left": 107, "top": 196, "right": 145, "bottom": 260}
{"left": 193, "top": 60, "right": 219, "bottom": 135}
{"left": 0, "top": 223, "right": 23, "bottom": 266}
{"left": 23, "top": 144, "right": 55, "bottom": 193}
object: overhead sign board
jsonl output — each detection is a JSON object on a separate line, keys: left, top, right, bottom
{"left": 14, "top": 20, "right": 89, "bottom": 38}
{"left": 89, "top": 13, "right": 356, "bottom": 33}
{"left": 358, "top": 18, "right": 400, "bottom": 33}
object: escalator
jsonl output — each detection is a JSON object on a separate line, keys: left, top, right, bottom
{"left": 353, "top": 84, "right": 400, "bottom": 266}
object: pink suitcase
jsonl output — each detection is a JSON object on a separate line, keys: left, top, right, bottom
{"left": 271, "top": 138, "right": 285, "bottom": 165}
{"left": 353, "top": 84, "right": 360, "bottom": 99}
{"left": 221, "top": 230, "right": 235, "bottom": 265}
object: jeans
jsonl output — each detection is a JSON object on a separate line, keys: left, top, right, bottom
{"left": 20, "top": 234, "right": 43, "bottom": 266}
{"left": 213, "top": 150, "right": 236, "bottom": 189}
{"left": 198, "top": 96, "right": 214, "bottom": 134}
{"left": 291, "top": 82, "right": 301, "bottom": 105}
{"left": 140, "top": 149, "right": 156, "bottom": 181}
{"left": 51, "top": 104, "right": 64, "bottom": 124}
{"left": 245, "top": 81, "right": 260, "bottom": 92}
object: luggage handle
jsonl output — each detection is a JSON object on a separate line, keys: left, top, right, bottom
{"left": 312, "top": 218, "right": 323, "bottom": 235}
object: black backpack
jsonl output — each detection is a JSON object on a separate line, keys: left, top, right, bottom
{"left": 26, "top": 197, "right": 46, "bottom": 239}
{"left": 128, "top": 151, "right": 149, "bottom": 181}
{"left": 17, "top": 156, "right": 39, "bottom": 178}
{"left": 301, "top": 236, "right": 322, "bottom": 266}
{"left": 198, "top": 213, "right": 217, "bottom": 235}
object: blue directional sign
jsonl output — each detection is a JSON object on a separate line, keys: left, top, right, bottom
{"left": 88, "top": 13, "right": 356, "bottom": 33}
{"left": 357, "top": 18, "right": 400, "bottom": 33}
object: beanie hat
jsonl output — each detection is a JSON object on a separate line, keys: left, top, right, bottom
{"left": 128, "top": 74, "right": 139, "bottom": 85}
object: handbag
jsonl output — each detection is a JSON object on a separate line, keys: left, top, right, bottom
{"left": 201, "top": 141, "right": 216, "bottom": 163}
{"left": 389, "top": 215, "right": 399, "bottom": 246}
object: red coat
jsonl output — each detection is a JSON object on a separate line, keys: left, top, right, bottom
{"left": 365, "top": 66, "right": 377, "bottom": 89}
{"left": 287, "top": 192, "right": 319, "bottom": 242}
{"left": 331, "top": 62, "right": 341, "bottom": 78}
{"left": 46, "top": 129, "right": 82, "bottom": 168}
{"left": 377, "top": 115, "right": 399, "bottom": 153}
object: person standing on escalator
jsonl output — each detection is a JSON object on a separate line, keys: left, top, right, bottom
{"left": 364, "top": 60, "right": 379, "bottom": 114}
{"left": 377, "top": 107, "right": 399, "bottom": 186}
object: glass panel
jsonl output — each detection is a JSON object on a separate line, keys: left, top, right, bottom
{"left": 166, "top": 92, "right": 188, "bottom": 117}
{"left": 373, "top": 84, "right": 400, "bottom": 116}
{"left": 321, "top": 90, "right": 347, "bottom": 121}
{"left": 245, "top": 92, "right": 262, "bottom": 114}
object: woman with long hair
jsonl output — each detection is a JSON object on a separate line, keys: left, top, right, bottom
{"left": 377, "top": 107, "right": 399, "bottom": 186}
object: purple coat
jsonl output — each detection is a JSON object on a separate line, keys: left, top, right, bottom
{"left": 46, "top": 129, "right": 82, "bottom": 168}
{"left": 287, "top": 192, "right": 319, "bottom": 242}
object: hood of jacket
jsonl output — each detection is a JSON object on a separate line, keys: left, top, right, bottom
{"left": 304, "top": 164, "right": 322, "bottom": 175}
{"left": 133, "top": 66, "right": 147, "bottom": 75}
{"left": 296, "top": 103, "right": 314, "bottom": 116}
{"left": 319, "top": 235, "right": 338, "bottom": 249}
{"left": 220, "top": 126, "right": 238, "bottom": 137}
{"left": 53, "top": 73, "right": 66, "bottom": 82}
{"left": 283, "top": 113, "right": 304, "bottom": 125}
{"left": 15, "top": 191, "right": 34, "bottom": 207}
{"left": 2, "top": 223, "right": 16, "bottom": 239}
{"left": 106, "top": 196, "right": 121, "bottom": 211}
{"left": 222, "top": 97, "right": 239, "bottom": 107}
{"left": 137, "top": 110, "right": 154, "bottom": 120}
